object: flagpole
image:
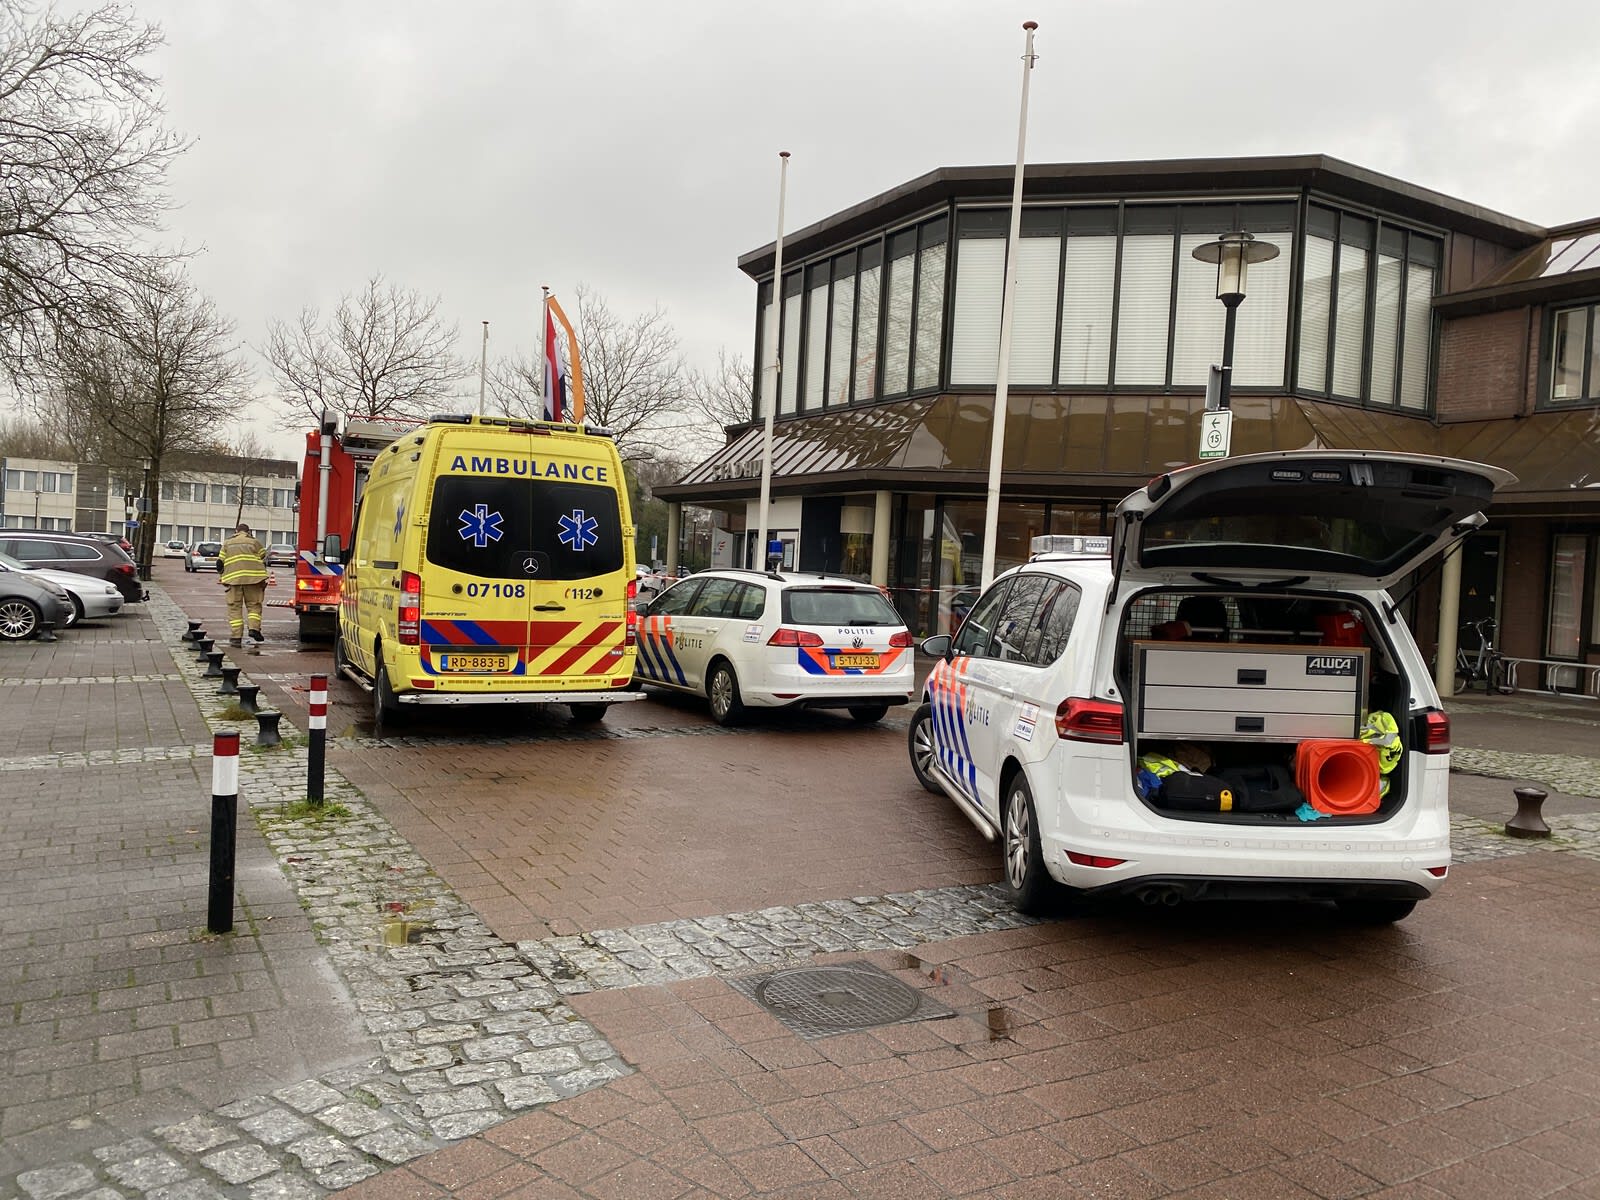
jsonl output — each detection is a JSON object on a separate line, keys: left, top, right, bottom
{"left": 478, "top": 320, "right": 488, "bottom": 416}
{"left": 540, "top": 287, "right": 551, "bottom": 421}
{"left": 540, "top": 288, "right": 553, "bottom": 422}
{"left": 755, "top": 150, "right": 790, "bottom": 572}
{"left": 980, "top": 21, "right": 1038, "bottom": 590}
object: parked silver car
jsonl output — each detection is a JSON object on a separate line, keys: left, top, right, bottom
{"left": 0, "top": 569, "right": 70, "bottom": 640}
{"left": 0, "top": 551, "right": 124, "bottom": 626}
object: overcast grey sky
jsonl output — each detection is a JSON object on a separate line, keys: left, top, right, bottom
{"left": 127, "top": 0, "right": 1600, "bottom": 458}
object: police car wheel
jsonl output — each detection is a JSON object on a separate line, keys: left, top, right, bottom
{"left": 707, "top": 661, "right": 744, "bottom": 726}
{"left": 1334, "top": 898, "right": 1416, "bottom": 925}
{"left": 908, "top": 703, "right": 941, "bottom": 794}
{"left": 1002, "top": 774, "right": 1056, "bottom": 916}
{"left": 569, "top": 703, "right": 607, "bottom": 724}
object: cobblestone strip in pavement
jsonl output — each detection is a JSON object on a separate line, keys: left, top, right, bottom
{"left": 1451, "top": 745, "right": 1600, "bottom": 799}
{"left": 3, "top": 593, "right": 1052, "bottom": 1200}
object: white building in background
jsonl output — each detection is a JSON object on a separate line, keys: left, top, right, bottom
{"left": 1, "top": 454, "right": 299, "bottom": 546}
{"left": 0, "top": 457, "right": 78, "bottom": 530}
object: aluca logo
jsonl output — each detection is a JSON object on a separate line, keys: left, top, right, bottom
{"left": 1305, "top": 655, "right": 1358, "bottom": 676}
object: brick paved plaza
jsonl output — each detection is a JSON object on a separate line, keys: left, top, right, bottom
{"left": 3, "top": 561, "right": 1600, "bottom": 1199}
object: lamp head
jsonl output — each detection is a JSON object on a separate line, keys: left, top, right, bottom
{"left": 1191, "top": 231, "right": 1280, "bottom": 302}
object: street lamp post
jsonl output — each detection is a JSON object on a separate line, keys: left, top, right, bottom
{"left": 1190, "top": 231, "right": 1280, "bottom": 414}
{"left": 32, "top": 489, "right": 41, "bottom": 524}
{"left": 137, "top": 458, "right": 153, "bottom": 581}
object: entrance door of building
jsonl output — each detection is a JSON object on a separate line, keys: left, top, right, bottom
{"left": 1457, "top": 530, "right": 1504, "bottom": 643}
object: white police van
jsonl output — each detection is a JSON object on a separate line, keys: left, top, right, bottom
{"left": 908, "top": 450, "right": 1514, "bottom": 923}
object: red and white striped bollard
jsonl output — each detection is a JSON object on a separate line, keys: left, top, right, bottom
{"left": 208, "top": 731, "right": 239, "bottom": 934}
{"left": 308, "top": 673, "right": 327, "bottom": 806}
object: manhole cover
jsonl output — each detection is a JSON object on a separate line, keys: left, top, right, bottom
{"left": 730, "top": 959, "right": 955, "bottom": 1039}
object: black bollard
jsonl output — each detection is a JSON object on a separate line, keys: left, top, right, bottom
{"left": 219, "top": 666, "right": 241, "bottom": 696}
{"left": 207, "top": 730, "right": 239, "bottom": 934}
{"left": 235, "top": 684, "right": 260, "bottom": 714}
{"left": 255, "top": 710, "right": 283, "bottom": 748}
{"left": 1506, "top": 786, "right": 1551, "bottom": 839}
{"left": 197, "top": 637, "right": 215, "bottom": 657}
{"left": 183, "top": 620, "right": 203, "bottom": 642}
{"left": 204, "top": 651, "right": 225, "bottom": 678}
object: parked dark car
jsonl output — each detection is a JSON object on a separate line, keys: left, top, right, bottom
{"left": 0, "top": 532, "right": 143, "bottom": 603}
{"left": 0, "top": 570, "right": 70, "bottom": 640}
{"left": 83, "top": 530, "right": 135, "bottom": 554}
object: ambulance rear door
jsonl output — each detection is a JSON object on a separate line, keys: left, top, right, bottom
{"left": 421, "top": 435, "right": 631, "bottom": 689}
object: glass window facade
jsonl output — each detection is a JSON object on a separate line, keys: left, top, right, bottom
{"left": 1298, "top": 203, "right": 1439, "bottom": 410}
{"left": 1548, "top": 303, "right": 1599, "bottom": 405}
{"left": 750, "top": 192, "right": 1441, "bottom": 420}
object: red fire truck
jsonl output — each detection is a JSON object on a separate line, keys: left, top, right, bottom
{"left": 292, "top": 414, "right": 416, "bottom": 642}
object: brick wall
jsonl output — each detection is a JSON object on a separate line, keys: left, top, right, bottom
{"left": 1436, "top": 308, "right": 1533, "bottom": 421}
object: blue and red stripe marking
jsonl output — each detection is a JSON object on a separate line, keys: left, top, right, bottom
{"left": 634, "top": 615, "right": 686, "bottom": 686}
{"left": 797, "top": 646, "right": 906, "bottom": 676}
{"left": 927, "top": 659, "right": 979, "bottom": 802}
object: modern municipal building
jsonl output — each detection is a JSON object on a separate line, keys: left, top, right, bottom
{"left": 655, "top": 155, "right": 1600, "bottom": 690}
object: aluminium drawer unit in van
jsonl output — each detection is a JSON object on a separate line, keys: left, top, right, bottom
{"left": 1133, "top": 642, "right": 1368, "bottom": 742}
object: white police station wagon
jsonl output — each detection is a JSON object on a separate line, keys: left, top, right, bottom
{"left": 635, "top": 569, "right": 914, "bottom": 725}
{"left": 908, "top": 450, "right": 1514, "bottom": 923}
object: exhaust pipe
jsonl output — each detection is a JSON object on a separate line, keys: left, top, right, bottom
{"left": 1136, "top": 885, "right": 1183, "bottom": 907}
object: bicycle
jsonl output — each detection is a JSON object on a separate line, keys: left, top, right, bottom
{"left": 1454, "top": 618, "right": 1514, "bottom": 695}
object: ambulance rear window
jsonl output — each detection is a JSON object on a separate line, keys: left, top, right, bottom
{"left": 426, "top": 477, "right": 624, "bottom": 580}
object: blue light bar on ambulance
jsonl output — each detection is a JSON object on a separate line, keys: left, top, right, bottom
{"left": 1029, "top": 535, "right": 1111, "bottom": 558}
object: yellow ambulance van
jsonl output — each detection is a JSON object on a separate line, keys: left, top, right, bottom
{"left": 335, "top": 414, "right": 643, "bottom": 733}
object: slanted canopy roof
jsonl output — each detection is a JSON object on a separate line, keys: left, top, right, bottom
{"left": 658, "top": 395, "right": 1598, "bottom": 512}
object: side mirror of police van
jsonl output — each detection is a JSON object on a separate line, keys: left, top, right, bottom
{"left": 322, "top": 533, "right": 341, "bottom": 564}
{"left": 920, "top": 634, "right": 952, "bottom": 659}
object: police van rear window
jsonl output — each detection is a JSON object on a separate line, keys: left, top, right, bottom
{"left": 427, "top": 477, "right": 623, "bottom": 581}
{"left": 782, "top": 587, "right": 901, "bottom": 627}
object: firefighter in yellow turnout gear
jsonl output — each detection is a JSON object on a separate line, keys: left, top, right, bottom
{"left": 218, "top": 523, "right": 269, "bottom": 648}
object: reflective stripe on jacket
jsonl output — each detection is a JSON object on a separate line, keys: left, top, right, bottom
{"left": 219, "top": 533, "right": 269, "bottom": 585}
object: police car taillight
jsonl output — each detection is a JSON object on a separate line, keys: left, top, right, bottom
{"left": 768, "top": 628, "right": 824, "bottom": 647}
{"left": 1420, "top": 709, "right": 1450, "bottom": 754}
{"left": 1054, "top": 697, "right": 1125, "bottom": 743}
{"left": 398, "top": 571, "right": 422, "bottom": 645}
{"left": 888, "top": 631, "right": 914, "bottom": 648}
{"left": 625, "top": 578, "right": 638, "bottom": 647}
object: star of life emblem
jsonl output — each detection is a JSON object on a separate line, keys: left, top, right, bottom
{"left": 458, "top": 504, "right": 504, "bottom": 548}
{"left": 558, "top": 509, "right": 599, "bottom": 552}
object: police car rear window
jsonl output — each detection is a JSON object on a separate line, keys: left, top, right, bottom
{"left": 782, "top": 587, "right": 900, "bottom": 627}
{"left": 427, "top": 477, "right": 623, "bottom": 581}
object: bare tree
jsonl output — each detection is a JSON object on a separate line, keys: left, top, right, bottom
{"left": 485, "top": 284, "right": 689, "bottom": 463}
{"left": 0, "top": 0, "right": 187, "bottom": 385}
{"left": 683, "top": 348, "right": 755, "bottom": 437}
{"left": 224, "top": 431, "right": 275, "bottom": 528}
{"left": 0, "top": 409, "right": 95, "bottom": 459}
{"left": 263, "top": 274, "right": 466, "bottom": 426}
{"left": 49, "top": 264, "right": 251, "bottom": 574}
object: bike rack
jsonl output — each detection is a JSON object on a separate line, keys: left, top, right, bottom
{"left": 1499, "top": 657, "right": 1600, "bottom": 699}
